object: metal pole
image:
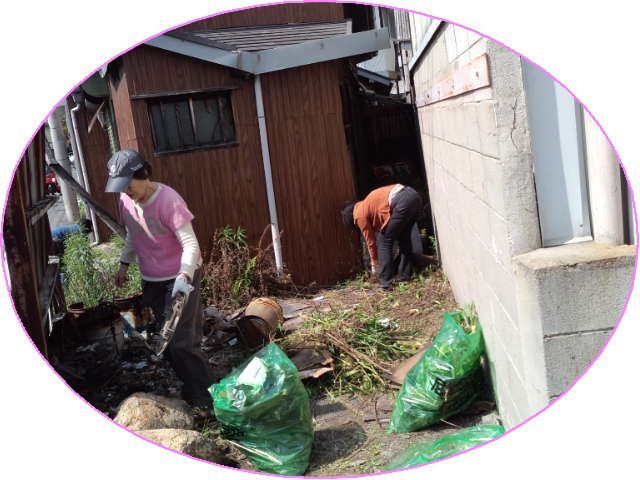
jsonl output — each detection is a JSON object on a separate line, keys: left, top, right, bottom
{"left": 66, "top": 97, "right": 101, "bottom": 242}
{"left": 47, "top": 106, "right": 80, "bottom": 223}
{"left": 254, "top": 74, "right": 284, "bottom": 273}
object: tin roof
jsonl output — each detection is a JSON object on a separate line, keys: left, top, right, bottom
{"left": 169, "top": 20, "right": 352, "bottom": 52}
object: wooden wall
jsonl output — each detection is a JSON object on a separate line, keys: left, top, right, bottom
{"left": 74, "top": 107, "right": 119, "bottom": 242}
{"left": 109, "top": 46, "right": 272, "bottom": 256}
{"left": 261, "top": 61, "right": 361, "bottom": 284}
{"left": 4, "top": 129, "right": 52, "bottom": 357}
{"left": 104, "top": 44, "right": 362, "bottom": 284}
{"left": 178, "top": 3, "right": 344, "bottom": 31}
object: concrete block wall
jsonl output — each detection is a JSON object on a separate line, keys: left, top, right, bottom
{"left": 412, "top": 24, "right": 544, "bottom": 427}
{"left": 412, "top": 22, "right": 636, "bottom": 428}
{"left": 514, "top": 242, "right": 635, "bottom": 400}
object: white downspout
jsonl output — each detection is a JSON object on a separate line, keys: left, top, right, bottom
{"left": 65, "top": 97, "right": 101, "bottom": 243}
{"left": 254, "top": 74, "right": 284, "bottom": 273}
{"left": 583, "top": 113, "right": 624, "bottom": 245}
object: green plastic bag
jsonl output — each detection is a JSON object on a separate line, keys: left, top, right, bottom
{"left": 210, "top": 343, "right": 313, "bottom": 476}
{"left": 384, "top": 424, "right": 505, "bottom": 471}
{"left": 388, "top": 311, "right": 485, "bottom": 433}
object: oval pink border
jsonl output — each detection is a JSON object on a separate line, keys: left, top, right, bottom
{"left": 1, "top": 1, "right": 637, "bottom": 478}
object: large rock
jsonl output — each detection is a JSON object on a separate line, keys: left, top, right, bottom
{"left": 114, "top": 393, "right": 193, "bottom": 431}
{"left": 136, "top": 429, "right": 230, "bottom": 465}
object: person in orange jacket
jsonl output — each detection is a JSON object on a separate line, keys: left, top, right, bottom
{"left": 342, "top": 184, "right": 427, "bottom": 289}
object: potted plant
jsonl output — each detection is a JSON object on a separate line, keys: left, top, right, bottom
{"left": 62, "top": 232, "right": 142, "bottom": 315}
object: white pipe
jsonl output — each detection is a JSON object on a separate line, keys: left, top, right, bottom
{"left": 583, "top": 113, "right": 624, "bottom": 245}
{"left": 47, "top": 107, "right": 80, "bottom": 223}
{"left": 67, "top": 97, "right": 101, "bottom": 243}
{"left": 254, "top": 75, "right": 284, "bottom": 273}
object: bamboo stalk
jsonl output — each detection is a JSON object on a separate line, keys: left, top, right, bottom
{"left": 325, "top": 332, "right": 393, "bottom": 376}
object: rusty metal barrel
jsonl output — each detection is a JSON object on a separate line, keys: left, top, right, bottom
{"left": 235, "top": 297, "right": 284, "bottom": 349}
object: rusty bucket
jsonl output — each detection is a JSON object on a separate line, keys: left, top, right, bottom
{"left": 236, "top": 297, "right": 283, "bottom": 349}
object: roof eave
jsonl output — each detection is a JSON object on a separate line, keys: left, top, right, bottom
{"left": 144, "top": 27, "right": 391, "bottom": 75}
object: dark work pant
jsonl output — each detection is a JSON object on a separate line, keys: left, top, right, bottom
{"left": 377, "top": 187, "right": 422, "bottom": 288}
{"left": 142, "top": 269, "right": 215, "bottom": 407}
{"left": 396, "top": 223, "right": 424, "bottom": 281}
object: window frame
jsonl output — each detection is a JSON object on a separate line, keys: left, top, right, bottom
{"left": 144, "top": 89, "right": 238, "bottom": 155}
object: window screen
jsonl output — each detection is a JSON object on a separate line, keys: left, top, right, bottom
{"left": 148, "top": 91, "right": 236, "bottom": 154}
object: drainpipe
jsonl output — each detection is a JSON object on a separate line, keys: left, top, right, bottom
{"left": 47, "top": 107, "right": 80, "bottom": 223}
{"left": 67, "top": 95, "right": 101, "bottom": 243}
{"left": 583, "top": 113, "right": 624, "bottom": 245}
{"left": 254, "top": 74, "right": 284, "bottom": 273}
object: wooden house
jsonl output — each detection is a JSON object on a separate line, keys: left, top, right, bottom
{"left": 80, "top": 3, "right": 392, "bottom": 285}
{"left": 3, "top": 127, "right": 65, "bottom": 358}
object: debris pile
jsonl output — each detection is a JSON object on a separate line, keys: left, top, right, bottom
{"left": 201, "top": 226, "right": 293, "bottom": 311}
{"left": 48, "top": 269, "right": 499, "bottom": 476}
{"left": 277, "top": 294, "right": 423, "bottom": 394}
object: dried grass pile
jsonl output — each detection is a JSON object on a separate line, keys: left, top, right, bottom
{"left": 201, "top": 226, "right": 292, "bottom": 311}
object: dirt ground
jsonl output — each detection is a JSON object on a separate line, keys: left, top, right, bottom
{"left": 51, "top": 268, "right": 497, "bottom": 476}
{"left": 308, "top": 394, "right": 492, "bottom": 476}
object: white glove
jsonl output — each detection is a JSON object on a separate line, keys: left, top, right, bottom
{"left": 171, "top": 273, "right": 194, "bottom": 298}
{"left": 371, "top": 263, "right": 378, "bottom": 274}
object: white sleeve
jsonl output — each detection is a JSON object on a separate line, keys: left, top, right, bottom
{"left": 175, "top": 222, "right": 202, "bottom": 281}
{"left": 119, "top": 229, "right": 137, "bottom": 265}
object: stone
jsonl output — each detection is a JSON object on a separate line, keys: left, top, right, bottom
{"left": 114, "top": 392, "right": 193, "bottom": 431}
{"left": 136, "top": 429, "right": 230, "bottom": 465}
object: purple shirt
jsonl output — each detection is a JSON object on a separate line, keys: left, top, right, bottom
{"left": 119, "top": 184, "right": 194, "bottom": 278}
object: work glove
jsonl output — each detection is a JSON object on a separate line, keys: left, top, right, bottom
{"left": 171, "top": 273, "right": 194, "bottom": 298}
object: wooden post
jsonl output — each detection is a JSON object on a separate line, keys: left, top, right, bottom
{"left": 3, "top": 176, "right": 48, "bottom": 358}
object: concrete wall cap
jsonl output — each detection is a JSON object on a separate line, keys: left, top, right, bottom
{"left": 513, "top": 241, "right": 636, "bottom": 271}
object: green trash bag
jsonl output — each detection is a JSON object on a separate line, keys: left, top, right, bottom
{"left": 210, "top": 343, "right": 313, "bottom": 476}
{"left": 388, "top": 311, "right": 485, "bottom": 433}
{"left": 384, "top": 424, "right": 505, "bottom": 471}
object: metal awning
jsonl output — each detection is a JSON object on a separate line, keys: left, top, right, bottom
{"left": 145, "top": 22, "right": 390, "bottom": 75}
{"left": 356, "top": 67, "right": 395, "bottom": 86}
{"left": 183, "top": 20, "right": 353, "bottom": 52}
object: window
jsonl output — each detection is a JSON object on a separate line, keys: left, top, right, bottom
{"left": 523, "top": 60, "right": 592, "bottom": 246}
{"left": 523, "top": 60, "right": 637, "bottom": 247}
{"left": 148, "top": 91, "right": 236, "bottom": 154}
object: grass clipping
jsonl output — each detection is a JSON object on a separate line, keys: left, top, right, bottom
{"left": 201, "top": 226, "right": 292, "bottom": 311}
{"left": 279, "top": 302, "right": 421, "bottom": 396}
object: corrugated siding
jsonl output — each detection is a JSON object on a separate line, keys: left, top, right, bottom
{"left": 177, "top": 3, "right": 345, "bottom": 31}
{"left": 189, "top": 21, "right": 351, "bottom": 52}
{"left": 261, "top": 61, "right": 362, "bottom": 285}
{"left": 393, "top": 9, "right": 412, "bottom": 41}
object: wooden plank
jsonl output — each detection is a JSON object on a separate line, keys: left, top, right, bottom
{"left": 38, "top": 258, "right": 61, "bottom": 329}
{"left": 48, "top": 163, "right": 126, "bottom": 238}
{"left": 26, "top": 196, "right": 57, "bottom": 225}
{"left": 130, "top": 85, "right": 240, "bottom": 100}
{"left": 416, "top": 54, "right": 491, "bottom": 107}
{"left": 3, "top": 152, "right": 48, "bottom": 358}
